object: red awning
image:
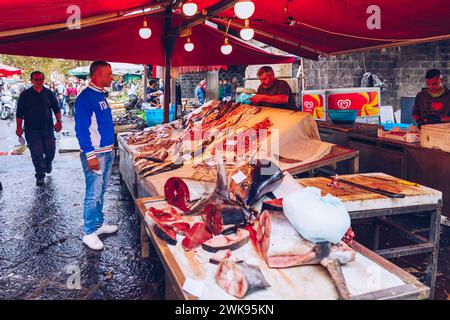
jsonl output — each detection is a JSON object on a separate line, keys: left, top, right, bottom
{"left": 0, "top": 0, "right": 448, "bottom": 63}
{"left": 215, "top": 0, "right": 450, "bottom": 56}
{"left": 0, "top": 63, "right": 22, "bottom": 77}
{"left": 0, "top": 15, "right": 296, "bottom": 66}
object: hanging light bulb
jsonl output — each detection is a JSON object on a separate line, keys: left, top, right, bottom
{"left": 234, "top": 0, "right": 255, "bottom": 20}
{"left": 184, "top": 37, "right": 194, "bottom": 52}
{"left": 182, "top": 0, "right": 198, "bottom": 16}
{"left": 139, "top": 17, "right": 152, "bottom": 39}
{"left": 221, "top": 38, "right": 233, "bottom": 55}
{"left": 240, "top": 19, "right": 254, "bottom": 41}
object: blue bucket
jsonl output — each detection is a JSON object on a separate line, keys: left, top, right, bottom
{"left": 328, "top": 109, "right": 358, "bottom": 124}
{"left": 145, "top": 105, "right": 176, "bottom": 126}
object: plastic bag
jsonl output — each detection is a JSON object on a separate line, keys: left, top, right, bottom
{"left": 283, "top": 187, "right": 350, "bottom": 244}
{"left": 237, "top": 93, "right": 255, "bottom": 105}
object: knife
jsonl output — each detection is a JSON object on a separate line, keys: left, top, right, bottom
{"left": 333, "top": 178, "right": 406, "bottom": 198}
{"left": 359, "top": 175, "right": 420, "bottom": 187}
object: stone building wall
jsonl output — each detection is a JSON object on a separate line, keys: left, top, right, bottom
{"left": 297, "top": 40, "right": 450, "bottom": 111}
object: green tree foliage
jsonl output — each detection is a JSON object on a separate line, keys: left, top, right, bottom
{"left": 0, "top": 54, "right": 90, "bottom": 79}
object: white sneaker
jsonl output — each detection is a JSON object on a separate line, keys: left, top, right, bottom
{"left": 96, "top": 224, "right": 118, "bottom": 236}
{"left": 82, "top": 233, "right": 104, "bottom": 250}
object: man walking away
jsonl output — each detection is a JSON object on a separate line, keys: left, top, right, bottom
{"left": 75, "top": 61, "right": 118, "bottom": 251}
{"left": 16, "top": 71, "right": 62, "bottom": 186}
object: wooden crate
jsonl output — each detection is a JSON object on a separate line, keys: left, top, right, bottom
{"left": 420, "top": 123, "right": 450, "bottom": 153}
{"left": 377, "top": 128, "right": 420, "bottom": 143}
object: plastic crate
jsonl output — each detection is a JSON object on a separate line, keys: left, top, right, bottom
{"left": 145, "top": 105, "right": 176, "bottom": 126}
{"left": 380, "top": 121, "right": 411, "bottom": 131}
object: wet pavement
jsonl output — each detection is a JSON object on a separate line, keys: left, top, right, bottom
{"left": 0, "top": 117, "right": 164, "bottom": 299}
{"left": 0, "top": 117, "right": 449, "bottom": 300}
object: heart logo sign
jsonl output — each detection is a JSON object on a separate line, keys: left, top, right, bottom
{"left": 337, "top": 99, "right": 351, "bottom": 109}
{"left": 304, "top": 101, "right": 314, "bottom": 110}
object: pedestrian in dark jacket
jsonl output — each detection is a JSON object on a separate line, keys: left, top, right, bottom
{"left": 16, "top": 71, "right": 62, "bottom": 186}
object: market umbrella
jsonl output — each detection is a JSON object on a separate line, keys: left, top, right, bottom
{"left": 0, "top": 63, "right": 22, "bottom": 77}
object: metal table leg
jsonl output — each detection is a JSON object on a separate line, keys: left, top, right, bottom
{"left": 426, "top": 204, "right": 441, "bottom": 299}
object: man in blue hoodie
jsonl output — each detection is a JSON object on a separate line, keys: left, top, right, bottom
{"left": 75, "top": 61, "right": 117, "bottom": 250}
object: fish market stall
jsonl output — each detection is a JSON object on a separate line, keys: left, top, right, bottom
{"left": 116, "top": 100, "right": 439, "bottom": 300}
{"left": 135, "top": 196, "right": 429, "bottom": 300}
{"left": 117, "top": 101, "right": 359, "bottom": 200}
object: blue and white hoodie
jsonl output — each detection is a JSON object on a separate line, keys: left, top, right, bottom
{"left": 75, "top": 82, "right": 114, "bottom": 160}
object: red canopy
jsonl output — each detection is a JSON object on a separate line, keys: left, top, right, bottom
{"left": 0, "top": 0, "right": 448, "bottom": 62}
{"left": 0, "top": 16, "right": 295, "bottom": 66}
{"left": 0, "top": 63, "right": 22, "bottom": 77}
{"left": 215, "top": 0, "right": 450, "bottom": 57}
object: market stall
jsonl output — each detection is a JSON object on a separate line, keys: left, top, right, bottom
{"left": 117, "top": 100, "right": 358, "bottom": 200}
{"left": 114, "top": 100, "right": 439, "bottom": 300}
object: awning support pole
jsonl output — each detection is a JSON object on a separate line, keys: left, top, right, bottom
{"left": 163, "top": 5, "right": 175, "bottom": 123}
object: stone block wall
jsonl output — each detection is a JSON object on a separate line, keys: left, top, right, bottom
{"left": 298, "top": 40, "right": 450, "bottom": 111}
{"left": 176, "top": 40, "right": 449, "bottom": 110}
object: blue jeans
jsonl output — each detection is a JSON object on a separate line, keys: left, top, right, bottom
{"left": 80, "top": 151, "right": 114, "bottom": 235}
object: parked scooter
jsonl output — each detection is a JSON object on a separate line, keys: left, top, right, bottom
{"left": 0, "top": 91, "right": 16, "bottom": 120}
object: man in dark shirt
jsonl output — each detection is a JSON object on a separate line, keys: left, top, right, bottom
{"left": 16, "top": 71, "right": 62, "bottom": 186}
{"left": 146, "top": 79, "right": 163, "bottom": 105}
{"left": 249, "top": 66, "right": 297, "bottom": 110}
{"left": 412, "top": 69, "right": 450, "bottom": 126}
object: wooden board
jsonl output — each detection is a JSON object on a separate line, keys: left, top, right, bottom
{"left": 135, "top": 197, "right": 429, "bottom": 300}
{"left": 420, "top": 123, "right": 450, "bottom": 153}
{"left": 297, "top": 173, "right": 442, "bottom": 212}
{"left": 298, "top": 177, "right": 384, "bottom": 202}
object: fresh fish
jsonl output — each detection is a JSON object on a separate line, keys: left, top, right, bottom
{"left": 229, "top": 160, "right": 283, "bottom": 208}
{"left": 139, "top": 162, "right": 184, "bottom": 179}
{"left": 209, "top": 249, "right": 232, "bottom": 265}
{"left": 215, "top": 260, "right": 270, "bottom": 298}
{"left": 202, "top": 228, "right": 250, "bottom": 253}
{"left": 164, "top": 177, "right": 215, "bottom": 212}
{"left": 257, "top": 210, "right": 356, "bottom": 300}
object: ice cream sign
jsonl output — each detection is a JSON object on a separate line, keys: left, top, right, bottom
{"left": 328, "top": 91, "right": 380, "bottom": 117}
{"left": 337, "top": 99, "right": 351, "bottom": 109}
{"left": 302, "top": 93, "right": 326, "bottom": 120}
